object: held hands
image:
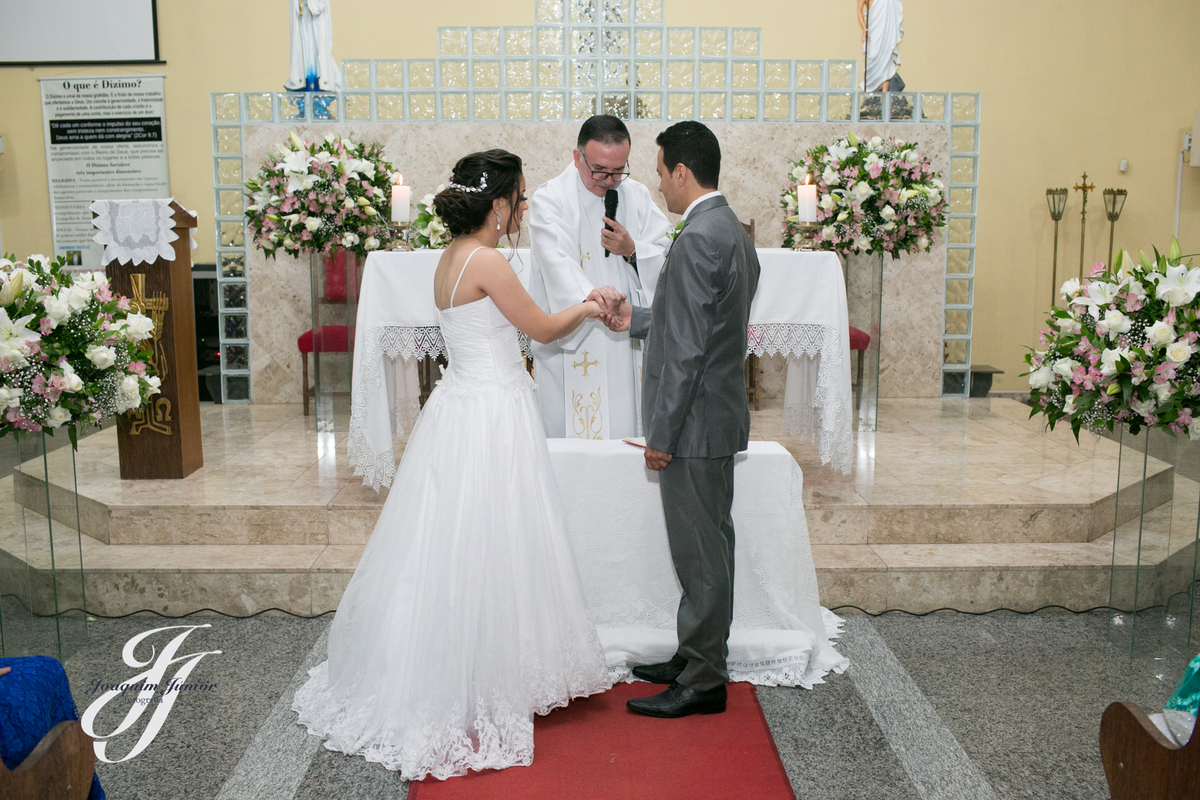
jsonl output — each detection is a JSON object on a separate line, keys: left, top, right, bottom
{"left": 601, "top": 217, "right": 636, "bottom": 259}
{"left": 586, "top": 286, "right": 625, "bottom": 318}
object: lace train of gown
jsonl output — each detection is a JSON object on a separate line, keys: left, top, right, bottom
{"left": 292, "top": 282, "right": 610, "bottom": 781}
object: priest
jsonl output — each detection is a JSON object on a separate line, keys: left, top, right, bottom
{"left": 528, "top": 116, "right": 673, "bottom": 439}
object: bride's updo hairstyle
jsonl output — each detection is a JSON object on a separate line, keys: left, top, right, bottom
{"left": 432, "top": 149, "right": 523, "bottom": 240}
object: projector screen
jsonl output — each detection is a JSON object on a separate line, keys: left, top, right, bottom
{"left": 0, "top": 0, "right": 159, "bottom": 65}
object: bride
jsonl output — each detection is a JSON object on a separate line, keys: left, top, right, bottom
{"left": 293, "top": 150, "right": 616, "bottom": 780}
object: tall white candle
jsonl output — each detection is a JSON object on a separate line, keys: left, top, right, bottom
{"left": 797, "top": 180, "right": 817, "bottom": 223}
{"left": 391, "top": 179, "right": 411, "bottom": 223}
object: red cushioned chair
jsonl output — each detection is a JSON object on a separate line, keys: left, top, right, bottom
{"left": 298, "top": 326, "right": 354, "bottom": 416}
{"left": 849, "top": 325, "right": 871, "bottom": 409}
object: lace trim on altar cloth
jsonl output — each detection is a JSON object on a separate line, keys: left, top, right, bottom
{"left": 90, "top": 198, "right": 185, "bottom": 266}
{"left": 748, "top": 323, "right": 853, "bottom": 475}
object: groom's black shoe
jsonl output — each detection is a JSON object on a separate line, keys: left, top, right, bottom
{"left": 631, "top": 654, "right": 687, "bottom": 684}
{"left": 626, "top": 681, "right": 727, "bottom": 718}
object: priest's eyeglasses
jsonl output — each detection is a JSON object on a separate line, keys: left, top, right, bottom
{"left": 581, "top": 154, "right": 631, "bottom": 183}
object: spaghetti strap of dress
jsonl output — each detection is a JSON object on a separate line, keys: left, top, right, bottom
{"left": 449, "top": 246, "right": 488, "bottom": 309}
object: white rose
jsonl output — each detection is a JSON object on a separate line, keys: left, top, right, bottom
{"left": 60, "top": 285, "right": 91, "bottom": 312}
{"left": 341, "top": 232, "right": 361, "bottom": 248}
{"left": 869, "top": 136, "right": 883, "bottom": 148}
{"left": 1146, "top": 321, "right": 1175, "bottom": 347}
{"left": 790, "top": 166, "right": 806, "bottom": 182}
{"left": 881, "top": 205, "right": 896, "bottom": 221}
{"left": 282, "top": 237, "right": 297, "bottom": 250}
{"left": 63, "top": 371, "right": 84, "bottom": 393}
{"left": 1053, "top": 357, "right": 1080, "bottom": 379}
{"left": 73, "top": 271, "right": 108, "bottom": 292}
{"left": 820, "top": 225, "right": 836, "bottom": 240}
{"left": 1189, "top": 422, "right": 1200, "bottom": 441}
{"left": 0, "top": 386, "right": 23, "bottom": 409}
{"left": 1028, "top": 366, "right": 1053, "bottom": 389}
{"left": 917, "top": 235, "right": 929, "bottom": 250}
{"left": 1125, "top": 280, "right": 1146, "bottom": 298}
{"left": 86, "top": 344, "right": 116, "bottom": 369}
{"left": 343, "top": 197, "right": 356, "bottom": 210}
{"left": 1059, "top": 278, "right": 1081, "bottom": 299}
{"left": 854, "top": 237, "right": 872, "bottom": 252}
{"left": 1165, "top": 340, "right": 1194, "bottom": 364}
{"left": 1062, "top": 395, "right": 1078, "bottom": 415}
{"left": 1097, "top": 309, "right": 1131, "bottom": 338}
{"left": 1056, "top": 316, "right": 1082, "bottom": 335}
{"left": 121, "top": 312, "right": 155, "bottom": 342}
{"left": 927, "top": 190, "right": 942, "bottom": 205}
{"left": 115, "top": 374, "right": 142, "bottom": 413}
{"left": 46, "top": 406, "right": 70, "bottom": 429}
{"left": 304, "top": 217, "right": 321, "bottom": 232}
{"left": 904, "top": 149, "right": 920, "bottom": 163}
{"left": 40, "top": 295, "right": 71, "bottom": 326}
{"left": 818, "top": 194, "right": 835, "bottom": 211}
{"left": 852, "top": 181, "right": 874, "bottom": 201}
{"left": 365, "top": 236, "right": 380, "bottom": 251}
{"left": 1099, "top": 347, "right": 1130, "bottom": 377}
{"left": 1131, "top": 397, "right": 1157, "bottom": 417}
{"left": 1153, "top": 381, "right": 1176, "bottom": 404}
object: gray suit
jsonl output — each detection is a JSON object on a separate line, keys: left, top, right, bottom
{"left": 629, "top": 195, "right": 760, "bottom": 690}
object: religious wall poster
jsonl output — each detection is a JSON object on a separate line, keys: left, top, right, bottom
{"left": 38, "top": 75, "right": 170, "bottom": 270}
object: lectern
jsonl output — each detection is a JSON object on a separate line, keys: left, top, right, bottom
{"left": 93, "top": 200, "right": 204, "bottom": 479}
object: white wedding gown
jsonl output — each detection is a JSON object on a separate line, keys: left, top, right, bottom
{"left": 292, "top": 248, "right": 611, "bottom": 780}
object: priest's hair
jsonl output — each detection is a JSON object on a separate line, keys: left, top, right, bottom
{"left": 433, "top": 150, "right": 523, "bottom": 242}
{"left": 577, "top": 115, "right": 630, "bottom": 149}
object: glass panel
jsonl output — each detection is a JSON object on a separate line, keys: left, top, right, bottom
{"left": 700, "top": 61, "right": 725, "bottom": 89}
{"left": 343, "top": 61, "right": 371, "bottom": 89}
{"left": 441, "top": 93, "right": 469, "bottom": 120}
{"left": 537, "top": 0, "right": 564, "bottom": 23}
{"left": 668, "top": 61, "right": 694, "bottom": 88}
{"left": 213, "top": 93, "right": 240, "bottom": 122}
{"left": 311, "top": 94, "right": 337, "bottom": 120}
{"left": 948, "top": 218, "right": 974, "bottom": 244}
{"left": 223, "top": 313, "right": 248, "bottom": 340}
{"left": 440, "top": 27, "right": 468, "bottom": 56}
{"left": 732, "top": 29, "right": 759, "bottom": 57}
{"left": 921, "top": 93, "right": 946, "bottom": 121}
{"left": 539, "top": 59, "right": 565, "bottom": 87}
{"left": 571, "top": 29, "right": 596, "bottom": 55}
{"left": 731, "top": 62, "right": 757, "bottom": 89}
{"left": 222, "top": 282, "right": 247, "bottom": 310}
{"left": 602, "top": 28, "right": 630, "bottom": 55}
{"left": 943, "top": 339, "right": 968, "bottom": 365}
{"left": 795, "top": 61, "right": 822, "bottom": 89}
{"left": 474, "top": 93, "right": 501, "bottom": 120}
{"left": 224, "top": 344, "right": 249, "bottom": 371}
{"left": 950, "top": 187, "right": 974, "bottom": 214}
{"left": 218, "top": 189, "right": 242, "bottom": 216}
{"left": 473, "top": 27, "right": 500, "bottom": 56}
{"left": 505, "top": 27, "right": 533, "bottom": 56}
{"left": 827, "top": 62, "right": 855, "bottom": 90}
{"left": 859, "top": 93, "right": 883, "bottom": 121}
{"left": 636, "top": 28, "right": 662, "bottom": 56}
{"left": 246, "top": 93, "right": 273, "bottom": 122}
{"left": 952, "top": 94, "right": 978, "bottom": 122}
{"left": 225, "top": 376, "right": 250, "bottom": 401}
{"left": 571, "top": 59, "right": 598, "bottom": 88}
{"left": 951, "top": 156, "right": 977, "bottom": 184}
{"left": 604, "top": 60, "right": 630, "bottom": 88}
{"left": 376, "top": 61, "right": 404, "bottom": 89}
{"left": 602, "top": 92, "right": 630, "bottom": 118}
{"left": 764, "top": 61, "right": 791, "bottom": 89}
{"left": 700, "top": 92, "right": 725, "bottom": 120}
{"left": 732, "top": 93, "right": 756, "bottom": 120}
{"left": 571, "top": 0, "right": 597, "bottom": 23}
{"left": 440, "top": 60, "right": 468, "bottom": 89}
{"left": 474, "top": 61, "right": 501, "bottom": 88}
{"left": 506, "top": 92, "right": 534, "bottom": 119}
{"left": 952, "top": 126, "right": 977, "bottom": 153}
{"left": 942, "top": 371, "right": 966, "bottom": 395}
{"left": 376, "top": 94, "right": 405, "bottom": 120}
{"left": 635, "top": 0, "right": 662, "bottom": 24}
{"left": 635, "top": 92, "right": 662, "bottom": 119}
{"left": 827, "top": 93, "right": 852, "bottom": 121}
{"left": 539, "top": 91, "right": 566, "bottom": 119}
{"left": 279, "top": 93, "right": 305, "bottom": 121}
{"left": 764, "top": 92, "right": 790, "bottom": 121}
{"left": 700, "top": 28, "right": 727, "bottom": 57}
{"left": 945, "top": 278, "right": 971, "bottom": 305}
{"left": 219, "top": 221, "right": 244, "bottom": 247}
{"left": 216, "top": 158, "right": 242, "bottom": 185}
{"left": 345, "top": 93, "right": 371, "bottom": 120}
{"left": 215, "top": 127, "right": 240, "bottom": 154}
{"left": 668, "top": 92, "right": 694, "bottom": 120}
{"left": 668, "top": 28, "right": 695, "bottom": 56}
{"left": 603, "top": 0, "right": 630, "bottom": 23}
{"left": 571, "top": 91, "right": 597, "bottom": 119}
{"left": 409, "top": 93, "right": 436, "bottom": 120}
{"left": 220, "top": 252, "right": 245, "bottom": 278}
{"left": 944, "top": 309, "right": 970, "bottom": 335}
{"left": 407, "top": 60, "right": 435, "bottom": 88}
{"left": 636, "top": 61, "right": 661, "bottom": 88}
{"left": 794, "top": 93, "right": 820, "bottom": 121}
{"left": 539, "top": 28, "right": 565, "bottom": 56}
{"left": 947, "top": 248, "right": 972, "bottom": 274}
{"left": 888, "top": 93, "right": 914, "bottom": 121}
{"left": 506, "top": 59, "right": 533, "bottom": 88}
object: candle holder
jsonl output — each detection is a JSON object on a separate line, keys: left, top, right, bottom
{"left": 1046, "top": 188, "right": 1068, "bottom": 308}
{"left": 389, "top": 221, "right": 413, "bottom": 251}
{"left": 1103, "top": 188, "right": 1127, "bottom": 268}
{"left": 791, "top": 222, "right": 820, "bottom": 251}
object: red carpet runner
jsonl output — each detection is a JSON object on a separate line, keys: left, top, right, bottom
{"left": 409, "top": 681, "right": 795, "bottom": 799}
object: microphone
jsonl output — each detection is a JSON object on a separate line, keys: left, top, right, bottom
{"left": 603, "top": 189, "right": 618, "bottom": 258}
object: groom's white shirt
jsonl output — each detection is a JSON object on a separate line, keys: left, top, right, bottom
{"left": 528, "top": 164, "right": 672, "bottom": 439}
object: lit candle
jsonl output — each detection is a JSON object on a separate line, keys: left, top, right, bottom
{"left": 797, "top": 175, "right": 817, "bottom": 223}
{"left": 391, "top": 176, "right": 411, "bottom": 223}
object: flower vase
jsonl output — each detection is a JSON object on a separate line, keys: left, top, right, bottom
{"left": 308, "top": 248, "right": 360, "bottom": 432}
{"left": 844, "top": 251, "right": 884, "bottom": 431}
{"left": 0, "top": 432, "right": 88, "bottom": 660}
{"left": 1107, "top": 423, "right": 1200, "bottom": 685}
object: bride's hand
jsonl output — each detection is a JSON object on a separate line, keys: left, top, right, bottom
{"left": 584, "top": 300, "right": 605, "bottom": 318}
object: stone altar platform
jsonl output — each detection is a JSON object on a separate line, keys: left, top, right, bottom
{"left": 0, "top": 398, "right": 1186, "bottom": 617}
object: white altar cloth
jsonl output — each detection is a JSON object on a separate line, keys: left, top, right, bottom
{"left": 550, "top": 439, "right": 847, "bottom": 687}
{"left": 349, "top": 248, "right": 853, "bottom": 490}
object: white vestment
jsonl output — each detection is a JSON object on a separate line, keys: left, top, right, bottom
{"left": 528, "top": 166, "right": 672, "bottom": 439}
{"left": 286, "top": 0, "right": 341, "bottom": 92}
{"left": 864, "top": 0, "right": 903, "bottom": 91}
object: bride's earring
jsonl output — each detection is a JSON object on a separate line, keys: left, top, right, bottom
{"left": 496, "top": 211, "right": 502, "bottom": 231}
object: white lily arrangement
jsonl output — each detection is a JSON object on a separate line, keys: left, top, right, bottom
{"left": 1026, "top": 238, "right": 1200, "bottom": 439}
{"left": 0, "top": 254, "right": 160, "bottom": 444}
{"left": 411, "top": 189, "right": 452, "bottom": 250}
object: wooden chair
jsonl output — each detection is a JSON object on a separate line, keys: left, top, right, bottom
{"left": 741, "top": 220, "right": 759, "bottom": 410}
{"left": 0, "top": 720, "right": 95, "bottom": 800}
{"left": 849, "top": 326, "right": 871, "bottom": 410}
{"left": 298, "top": 325, "right": 352, "bottom": 415}
{"left": 1100, "top": 701, "right": 1200, "bottom": 799}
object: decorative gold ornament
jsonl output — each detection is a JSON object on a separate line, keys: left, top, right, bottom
{"left": 571, "top": 388, "right": 603, "bottom": 439}
{"left": 127, "top": 272, "right": 172, "bottom": 436}
{"left": 572, "top": 350, "right": 598, "bottom": 377}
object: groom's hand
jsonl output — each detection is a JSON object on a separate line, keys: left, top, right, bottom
{"left": 601, "top": 300, "right": 632, "bottom": 332}
{"left": 586, "top": 286, "right": 625, "bottom": 316}
{"left": 601, "top": 217, "right": 636, "bottom": 259}
{"left": 644, "top": 446, "right": 672, "bottom": 471}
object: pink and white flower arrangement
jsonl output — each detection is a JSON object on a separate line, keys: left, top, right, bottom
{"left": 0, "top": 254, "right": 160, "bottom": 444}
{"left": 244, "top": 131, "right": 396, "bottom": 260}
{"left": 1026, "top": 239, "right": 1200, "bottom": 439}
{"left": 782, "top": 131, "right": 947, "bottom": 256}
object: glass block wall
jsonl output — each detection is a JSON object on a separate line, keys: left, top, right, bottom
{"left": 211, "top": 0, "right": 979, "bottom": 401}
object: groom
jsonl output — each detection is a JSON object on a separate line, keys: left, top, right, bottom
{"left": 601, "top": 121, "right": 760, "bottom": 718}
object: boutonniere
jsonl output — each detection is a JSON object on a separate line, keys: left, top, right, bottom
{"left": 666, "top": 219, "right": 686, "bottom": 241}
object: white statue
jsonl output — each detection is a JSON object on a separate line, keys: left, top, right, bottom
{"left": 858, "top": 0, "right": 903, "bottom": 92}
{"left": 286, "top": 0, "right": 341, "bottom": 92}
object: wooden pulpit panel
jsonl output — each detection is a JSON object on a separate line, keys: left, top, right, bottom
{"left": 102, "top": 201, "right": 204, "bottom": 479}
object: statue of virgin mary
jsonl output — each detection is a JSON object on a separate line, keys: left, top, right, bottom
{"left": 858, "top": 0, "right": 903, "bottom": 92}
{"left": 285, "top": 0, "right": 341, "bottom": 92}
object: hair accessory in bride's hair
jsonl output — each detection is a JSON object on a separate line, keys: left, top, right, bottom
{"left": 447, "top": 172, "right": 489, "bottom": 193}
